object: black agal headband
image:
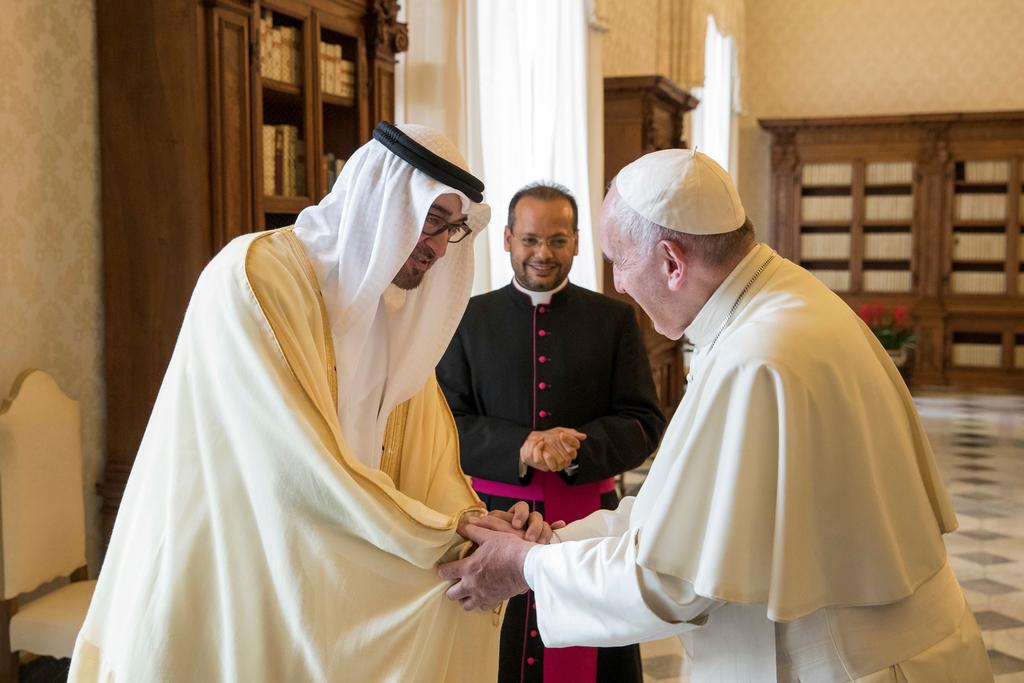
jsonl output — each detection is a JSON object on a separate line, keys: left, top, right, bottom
{"left": 372, "top": 121, "right": 485, "bottom": 203}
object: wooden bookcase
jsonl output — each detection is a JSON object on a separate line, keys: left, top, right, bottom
{"left": 604, "top": 76, "right": 700, "bottom": 418}
{"left": 96, "top": 0, "right": 406, "bottom": 542}
{"left": 760, "top": 112, "right": 1024, "bottom": 391}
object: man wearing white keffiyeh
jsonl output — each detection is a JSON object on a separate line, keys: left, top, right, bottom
{"left": 69, "top": 123, "right": 525, "bottom": 682}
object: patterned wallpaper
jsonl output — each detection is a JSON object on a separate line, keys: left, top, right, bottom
{"left": 745, "top": 0, "right": 1024, "bottom": 118}
{"left": 598, "top": 0, "right": 663, "bottom": 78}
{"left": 0, "top": 0, "right": 104, "bottom": 572}
{"left": 740, "top": 0, "right": 1024, "bottom": 243}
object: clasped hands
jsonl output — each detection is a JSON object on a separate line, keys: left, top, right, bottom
{"left": 520, "top": 427, "right": 587, "bottom": 472}
{"left": 439, "top": 501, "right": 564, "bottom": 612}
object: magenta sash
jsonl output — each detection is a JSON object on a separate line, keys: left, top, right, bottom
{"left": 472, "top": 472, "right": 616, "bottom": 682}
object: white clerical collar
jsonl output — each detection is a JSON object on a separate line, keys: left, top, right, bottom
{"left": 685, "top": 243, "right": 774, "bottom": 348}
{"left": 511, "top": 276, "right": 569, "bottom": 306}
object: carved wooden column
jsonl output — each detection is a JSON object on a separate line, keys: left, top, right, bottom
{"left": 912, "top": 124, "right": 951, "bottom": 385}
{"left": 365, "top": 0, "right": 408, "bottom": 126}
{"left": 768, "top": 129, "right": 799, "bottom": 258}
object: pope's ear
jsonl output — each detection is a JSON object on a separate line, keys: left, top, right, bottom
{"left": 659, "top": 239, "right": 687, "bottom": 291}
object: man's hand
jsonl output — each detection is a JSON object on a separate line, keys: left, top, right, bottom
{"left": 520, "top": 427, "right": 587, "bottom": 472}
{"left": 468, "top": 501, "right": 566, "bottom": 544}
{"left": 439, "top": 522, "right": 535, "bottom": 611}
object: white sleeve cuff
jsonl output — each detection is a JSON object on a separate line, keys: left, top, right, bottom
{"left": 529, "top": 530, "right": 716, "bottom": 648}
{"left": 523, "top": 544, "right": 542, "bottom": 591}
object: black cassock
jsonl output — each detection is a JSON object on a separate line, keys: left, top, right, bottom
{"left": 438, "top": 282, "right": 666, "bottom": 683}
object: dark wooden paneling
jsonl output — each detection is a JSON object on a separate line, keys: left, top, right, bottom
{"left": 97, "top": 0, "right": 213, "bottom": 540}
{"left": 604, "top": 75, "right": 698, "bottom": 419}
{"left": 209, "top": 6, "right": 254, "bottom": 249}
{"left": 97, "top": 0, "right": 404, "bottom": 546}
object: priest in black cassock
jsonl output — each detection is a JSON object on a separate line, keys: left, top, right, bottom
{"left": 437, "top": 182, "right": 666, "bottom": 683}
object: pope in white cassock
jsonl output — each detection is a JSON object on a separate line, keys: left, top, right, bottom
{"left": 441, "top": 149, "right": 995, "bottom": 682}
{"left": 69, "top": 122, "right": 543, "bottom": 682}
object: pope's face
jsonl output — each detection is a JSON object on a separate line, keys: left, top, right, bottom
{"left": 504, "top": 196, "right": 578, "bottom": 291}
{"left": 601, "top": 207, "right": 687, "bottom": 341}
{"left": 393, "top": 193, "right": 465, "bottom": 290}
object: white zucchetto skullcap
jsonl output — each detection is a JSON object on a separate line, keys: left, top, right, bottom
{"left": 616, "top": 149, "right": 746, "bottom": 235}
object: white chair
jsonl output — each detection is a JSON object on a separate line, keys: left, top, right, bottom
{"left": 0, "top": 370, "right": 96, "bottom": 682}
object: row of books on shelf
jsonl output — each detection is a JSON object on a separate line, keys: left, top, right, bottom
{"left": 801, "top": 196, "right": 916, "bottom": 223}
{"left": 319, "top": 43, "right": 356, "bottom": 99}
{"left": 260, "top": 13, "right": 302, "bottom": 85}
{"left": 262, "top": 125, "right": 306, "bottom": 197}
{"left": 800, "top": 233, "right": 850, "bottom": 259}
{"left": 951, "top": 343, "right": 1002, "bottom": 368}
{"left": 949, "top": 271, "right": 1006, "bottom": 294}
{"left": 806, "top": 269, "right": 911, "bottom": 292}
{"left": 807, "top": 269, "right": 850, "bottom": 292}
{"left": 324, "top": 153, "right": 347, "bottom": 192}
{"left": 801, "top": 196, "right": 852, "bottom": 222}
{"left": 954, "top": 193, "right": 1008, "bottom": 221}
{"left": 960, "top": 160, "right": 1011, "bottom": 184}
{"left": 807, "top": 269, "right": 1024, "bottom": 294}
{"left": 801, "top": 162, "right": 916, "bottom": 187}
{"left": 952, "top": 233, "right": 1007, "bottom": 262}
{"left": 864, "top": 233, "right": 913, "bottom": 260}
{"left": 800, "top": 233, "right": 914, "bottom": 261}
{"left": 864, "top": 195, "right": 913, "bottom": 221}
{"left": 1017, "top": 346, "right": 1024, "bottom": 369}
{"left": 806, "top": 269, "right": 912, "bottom": 293}
{"left": 865, "top": 162, "right": 914, "bottom": 186}
{"left": 862, "top": 271, "right": 912, "bottom": 292}
{"left": 802, "top": 163, "right": 852, "bottom": 187}
{"left": 802, "top": 160, "right": 1023, "bottom": 189}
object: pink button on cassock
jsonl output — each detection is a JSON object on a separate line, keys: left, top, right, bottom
{"left": 538, "top": 410, "right": 549, "bottom": 418}
{"left": 530, "top": 629, "right": 538, "bottom": 638}
{"left": 527, "top": 657, "right": 536, "bottom": 665}
{"left": 538, "top": 329, "right": 547, "bottom": 337}
{"left": 538, "top": 306, "right": 547, "bottom": 314}
{"left": 538, "top": 355, "right": 548, "bottom": 363}
{"left": 538, "top": 382, "right": 548, "bottom": 390}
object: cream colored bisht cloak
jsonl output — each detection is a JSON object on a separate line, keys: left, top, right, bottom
{"left": 70, "top": 228, "right": 499, "bottom": 682}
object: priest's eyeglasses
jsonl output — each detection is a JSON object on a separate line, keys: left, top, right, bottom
{"left": 423, "top": 212, "right": 472, "bottom": 243}
{"left": 510, "top": 234, "right": 575, "bottom": 250}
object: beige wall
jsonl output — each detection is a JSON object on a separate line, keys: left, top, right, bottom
{"left": 599, "top": 0, "right": 662, "bottom": 77}
{"left": 740, "top": 0, "right": 1024, "bottom": 240}
{"left": 599, "top": 0, "right": 1024, "bottom": 242}
{"left": 0, "top": 1, "right": 104, "bottom": 572}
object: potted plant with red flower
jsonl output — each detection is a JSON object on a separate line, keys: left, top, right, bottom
{"left": 858, "top": 303, "right": 916, "bottom": 370}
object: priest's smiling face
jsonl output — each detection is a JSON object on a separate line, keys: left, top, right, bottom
{"left": 504, "top": 195, "right": 579, "bottom": 291}
{"left": 392, "top": 193, "right": 466, "bottom": 290}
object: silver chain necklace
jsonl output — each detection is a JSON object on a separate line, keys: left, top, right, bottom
{"left": 706, "top": 253, "right": 776, "bottom": 353}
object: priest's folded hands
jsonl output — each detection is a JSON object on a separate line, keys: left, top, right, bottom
{"left": 441, "top": 501, "right": 563, "bottom": 611}
{"left": 519, "top": 426, "right": 587, "bottom": 471}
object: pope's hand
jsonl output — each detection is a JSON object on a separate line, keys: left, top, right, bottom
{"left": 439, "top": 522, "right": 534, "bottom": 611}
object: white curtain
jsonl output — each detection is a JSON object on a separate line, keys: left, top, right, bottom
{"left": 475, "top": 1, "right": 598, "bottom": 292}
{"left": 691, "top": 15, "right": 737, "bottom": 173}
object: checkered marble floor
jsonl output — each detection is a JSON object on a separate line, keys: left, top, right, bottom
{"left": 625, "top": 392, "right": 1024, "bottom": 682}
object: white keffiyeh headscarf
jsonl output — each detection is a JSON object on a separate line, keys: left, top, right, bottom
{"left": 294, "top": 125, "right": 490, "bottom": 467}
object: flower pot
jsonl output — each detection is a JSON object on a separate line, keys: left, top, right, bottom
{"left": 887, "top": 346, "right": 908, "bottom": 369}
